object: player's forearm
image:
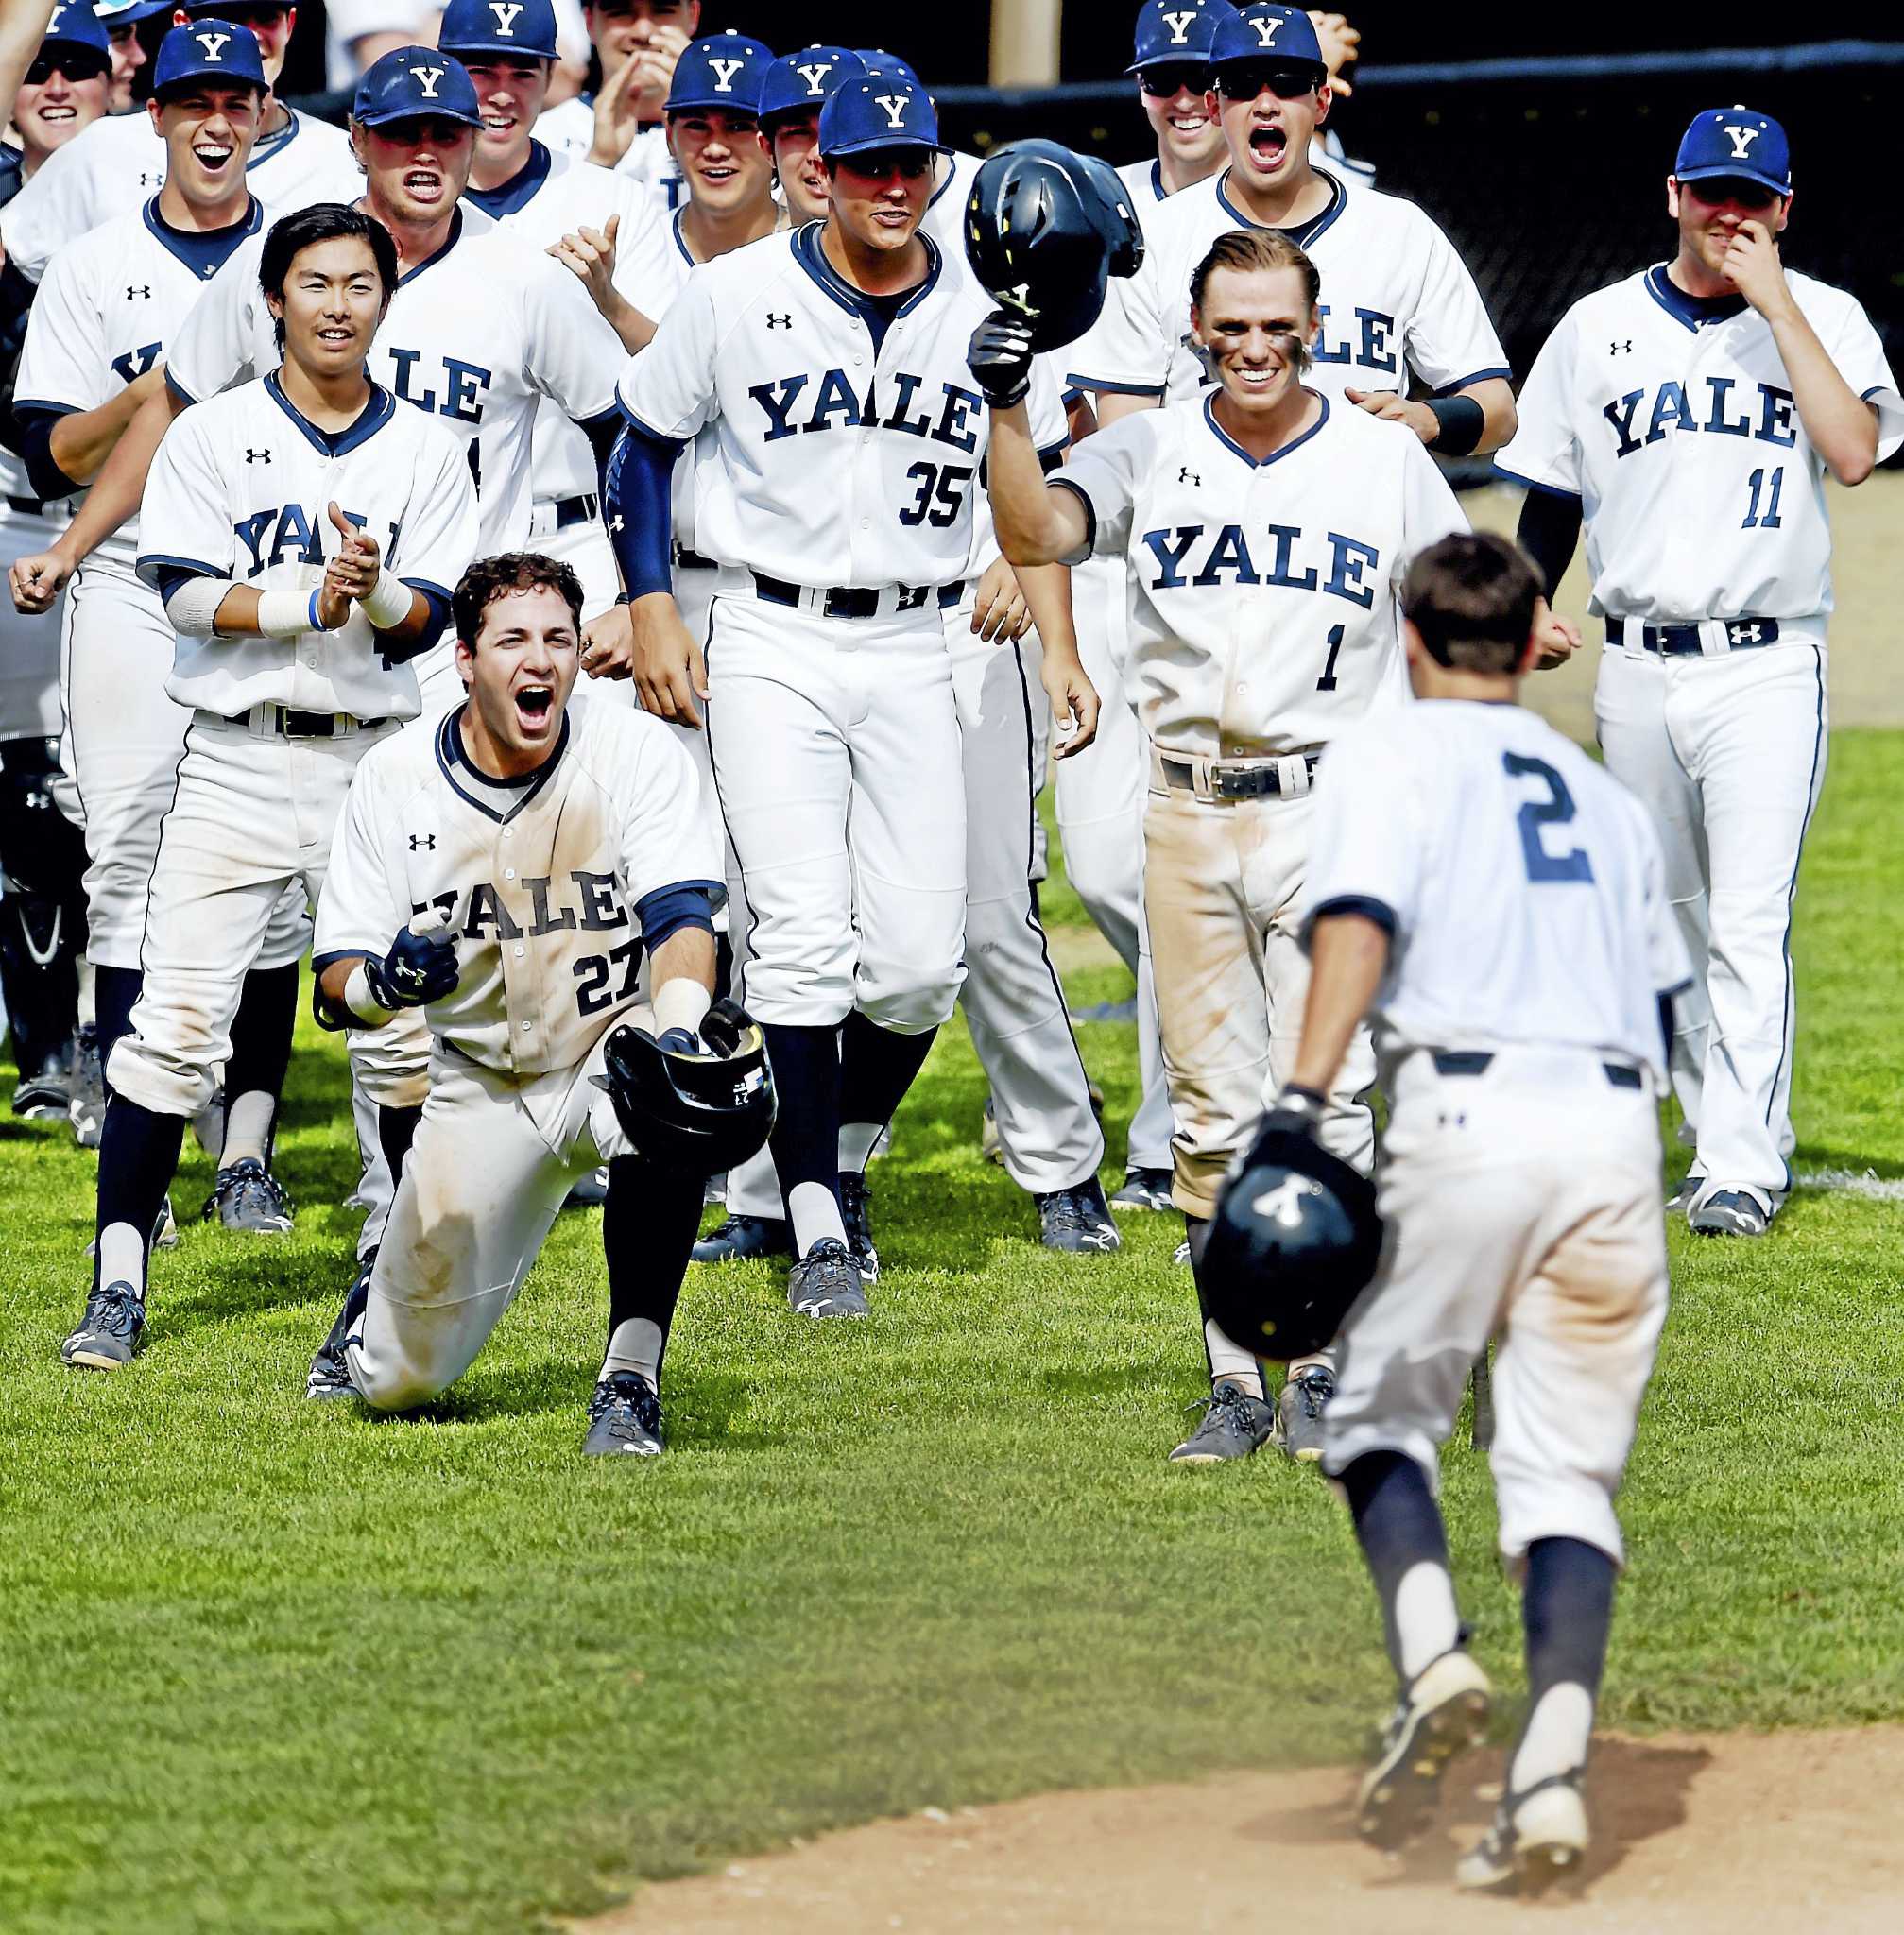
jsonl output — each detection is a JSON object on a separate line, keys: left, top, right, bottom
{"left": 1763, "top": 304, "right": 1879, "bottom": 485}
{"left": 1437, "top": 377, "right": 1517, "bottom": 456}
{"left": 649, "top": 925, "right": 716, "bottom": 1000}
{"left": 48, "top": 377, "right": 163, "bottom": 487}
{"left": 1093, "top": 389, "right": 1160, "bottom": 432}
{"left": 0, "top": 1, "right": 56, "bottom": 112}
{"left": 1288, "top": 914, "right": 1390, "bottom": 1094}
{"left": 1014, "top": 560, "right": 1081, "bottom": 662}
{"left": 1516, "top": 487, "right": 1583, "bottom": 602}
{"left": 988, "top": 403, "right": 1086, "bottom": 569}
{"left": 596, "top": 291, "right": 657, "bottom": 355}
{"left": 64, "top": 385, "right": 182, "bottom": 565}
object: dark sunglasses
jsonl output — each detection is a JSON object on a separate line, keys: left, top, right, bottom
{"left": 1681, "top": 175, "right": 1781, "bottom": 212}
{"left": 1138, "top": 64, "right": 1212, "bottom": 98}
{"left": 1215, "top": 63, "right": 1323, "bottom": 101}
{"left": 25, "top": 52, "right": 111, "bottom": 87}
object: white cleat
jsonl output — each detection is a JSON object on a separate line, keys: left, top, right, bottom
{"left": 1456, "top": 1772, "right": 1589, "bottom": 1892}
{"left": 1356, "top": 1649, "right": 1493, "bottom": 1851}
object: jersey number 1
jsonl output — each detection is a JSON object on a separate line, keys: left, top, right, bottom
{"left": 1503, "top": 753, "right": 1595, "bottom": 884}
{"left": 1315, "top": 623, "right": 1346, "bottom": 692}
{"left": 1741, "top": 466, "right": 1784, "bottom": 530}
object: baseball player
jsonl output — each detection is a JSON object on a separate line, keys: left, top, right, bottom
{"left": 301, "top": 552, "right": 755, "bottom": 1458}
{"left": 760, "top": 44, "right": 865, "bottom": 228}
{"left": 0, "top": 2, "right": 110, "bottom": 204}
{"left": 982, "top": 228, "right": 1473, "bottom": 1460}
{"left": 1500, "top": 108, "right": 1902, "bottom": 1240}
{"left": 1284, "top": 533, "right": 1689, "bottom": 1890}
{"left": 11, "top": 25, "right": 319, "bottom": 1220}
{"left": 0, "top": 0, "right": 363, "bottom": 290}
{"left": 60, "top": 201, "right": 478, "bottom": 1371}
{"left": 534, "top": 0, "right": 695, "bottom": 196}
{"left": 609, "top": 77, "right": 1081, "bottom": 1316}
{"left": 96, "top": 0, "right": 168, "bottom": 113}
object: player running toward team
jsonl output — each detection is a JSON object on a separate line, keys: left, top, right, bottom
{"left": 301, "top": 552, "right": 762, "bottom": 1456}
{"left": 609, "top": 77, "right": 1087, "bottom": 1316}
{"left": 1500, "top": 107, "right": 1902, "bottom": 1240}
{"left": 60, "top": 203, "right": 477, "bottom": 1371}
{"left": 1281, "top": 533, "right": 1690, "bottom": 1891}
{"left": 982, "top": 229, "right": 1490, "bottom": 1461}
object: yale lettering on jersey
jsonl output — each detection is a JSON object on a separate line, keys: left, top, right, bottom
{"left": 1140, "top": 522, "right": 1383, "bottom": 608}
{"left": 387, "top": 348, "right": 494, "bottom": 426}
{"left": 746, "top": 368, "right": 985, "bottom": 451}
{"left": 232, "top": 505, "right": 400, "bottom": 576}
{"left": 111, "top": 341, "right": 163, "bottom": 385}
{"left": 1602, "top": 377, "right": 1797, "bottom": 457}
{"left": 422, "top": 870, "right": 631, "bottom": 941}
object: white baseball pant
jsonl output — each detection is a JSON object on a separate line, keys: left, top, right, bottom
{"left": 1324, "top": 1047, "right": 1670, "bottom": 1567}
{"left": 1594, "top": 632, "right": 1827, "bottom": 1207}
{"left": 526, "top": 497, "right": 621, "bottom": 626}
{"left": 0, "top": 500, "right": 67, "bottom": 743}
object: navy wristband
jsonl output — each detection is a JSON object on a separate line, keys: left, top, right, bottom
{"left": 1426, "top": 395, "right": 1486, "bottom": 456}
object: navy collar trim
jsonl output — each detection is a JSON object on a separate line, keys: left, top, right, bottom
{"left": 264, "top": 371, "right": 396, "bottom": 457}
{"left": 464, "top": 139, "right": 553, "bottom": 218}
{"left": 436, "top": 705, "right": 571, "bottom": 822}
{"left": 792, "top": 221, "right": 942, "bottom": 328}
{"left": 927, "top": 153, "right": 959, "bottom": 212}
{"left": 1644, "top": 263, "right": 1748, "bottom": 333}
{"left": 671, "top": 207, "right": 695, "bottom": 265}
{"left": 141, "top": 194, "right": 265, "bottom": 279}
{"left": 248, "top": 107, "right": 300, "bottom": 170}
{"left": 1214, "top": 163, "right": 1347, "bottom": 249}
{"left": 1202, "top": 387, "right": 1330, "bottom": 469}
{"left": 397, "top": 207, "right": 466, "bottom": 288}
{"left": 1147, "top": 158, "right": 1166, "bottom": 204}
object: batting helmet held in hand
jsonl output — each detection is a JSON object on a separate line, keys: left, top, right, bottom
{"left": 599, "top": 998, "right": 776, "bottom": 1175}
{"left": 964, "top": 139, "right": 1144, "bottom": 351}
{"left": 1198, "top": 1123, "right": 1384, "bottom": 1361}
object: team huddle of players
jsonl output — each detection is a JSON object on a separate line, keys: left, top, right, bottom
{"left": 1, "top": 0, "right": 1895, "bottom": 1893}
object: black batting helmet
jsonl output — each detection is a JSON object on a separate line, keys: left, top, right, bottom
{"left": 1198, "top": 1124, "right": 1385, "bottom": 1361}
{"left": 964, "top": 138, "right": 1145, "bottom": 351}
{"left": 599, "top": 999, "right": 776, "bottom": 1176}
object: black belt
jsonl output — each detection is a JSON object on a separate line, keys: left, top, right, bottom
{"left": 674, "top": 544, "right": 718, "bottom": 572}
{"left": 1607, "top": 616, "right": 1779, "bottom": 655}
{"left": 552, "top": 492, "right": 598, "bottom": 530}
{"left": 1157, "top": 752, "right": 1320, "bottom": 800}
{"left": 751, "top": 573, "right": 964, "bottom": 620}
{"left": 269, "top": 707, "right": 386, "bottom": 739}
{"left": 1432, "top": 1050, "right": 1643, "bottom": 1091}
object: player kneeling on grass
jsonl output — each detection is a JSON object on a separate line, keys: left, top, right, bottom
{"left": 1268, "top": 534, "right": 1690, "bottom": 1889}
{"left": 302, "top": 553, "right": 771, "bottom": 1458}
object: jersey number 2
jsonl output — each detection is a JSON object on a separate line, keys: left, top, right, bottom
{"left": 1503, "top": 753, "right": 1595, "bottom": 884}
{"left": 898, "top": 461, "right": 974, "bottom": 528}
{"left": 574, "top": 937, "right": 640, "bottom": 1016}
{"left": 1741, "top": 466, "right": 1784, "bottom": 529}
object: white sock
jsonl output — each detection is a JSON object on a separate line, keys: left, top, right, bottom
{"left": 601, "top": 1317, "right": 663, "bottom": 1388}
{"left": 1509, "top": 1683, "right": 1595, "bottom": 1792}
{"left": 220, "top": 1089, "right": 277, "bottom": 1169}
{"left": 788, "top": 1179, "right": 848, "bottom": 1256}
{"left": 1205, "top": 1319, "right": 1265, "bottom": 1400}
{"left": 837, "top": 1121, "right": 882, "bottom": 1173}
{"left": 96, "top": 1222, "right": 146, "bottom": 1294}
{"left": 1393, "top": 1561, "right": 1464, "bottom": 1680}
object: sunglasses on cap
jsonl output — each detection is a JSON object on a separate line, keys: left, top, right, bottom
{"left": 25, "top": 51, "right": 111, "bottom": 87}
{"left": 1138, "top": 63, "right": 1212, "bottom": 98}
{"left": 1215, "top": 62, "right": 1324, "bottom": 101}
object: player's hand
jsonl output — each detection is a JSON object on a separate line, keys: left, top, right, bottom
{"left": 1042, "top": 647, "right": 1100, "bottom": 759}
{"left": 968, "top": 311, "right": 1036, "bottom": 410}
{"left": 365, "top": 910, "right": 460, "bottom": 1010}
{"left": 1721, "top": 219, "right": 1792, "bottom": 317}
{"left": 1309, "top": 11, "right": 1361, "bottom": 95}
{"left": 629, "top": 22, "right": 690, "bottom": 116}
{"left": 548, "top": 215, "right": 620, "bottom": 313}
{"left": 324, "top": 501, "right": 382, "bottom": 593}
{"left": 1532, "top": 599, "right": 1582, "bottom": 671}
{"left": 1345, "top": 388, "right": 1438, "bottom": 444}
{"left": 1261, "top": 1083, "right": 1326, "bottom": 1141}
{"left": 627, "top": 592, "right": 709, "bottom": 728}
{"left": 9, "top": 543, "right": 77, "bottom": 615}
{"left": 588, "top": 46, "right": 647, "bottom": 165}
{"left": 971, "top": 556, "right": 1034, "bottom": 642}
{"left": 655, "top": 1026, "right": 698, "bottom": 1054}
{"left": 697, "top": 996, "right": 756, "bottom": 1057}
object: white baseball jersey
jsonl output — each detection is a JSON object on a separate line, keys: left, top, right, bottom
{"left": 315, "top": 694, "right": 721, "bottom": 1075}
{"left": 1495, "top": 264, "right": 1904, "bottom": 625}
{"left": 14, "top": 195, "right": 270, "bottom": 579}
{"left": 1068, "top": 163, "right": 1508, "bottom": 407}
{"left": 919, "top": 147, "right": 983, "bottom": 259}
{"left": 0, "top": 106, "right": 360, "bottom": 286}
{"left": 134, "top": 374, "right": 478, "bottom": 719}
{"left": 166, "top": 205, "right": 625, "bottom": 555}
{"left": 619, "top": 225, "right": 1066, "bottom": 591}
{"left": 1303, "top": 699, "right": 1691, "bottom": 1078}
{"left": 464, "top": 139, "right": 676, "bottom": 508}
{"left": 536, "top": 98, "right": 679, "bottom": 201}
{"left": 1057, "top": 393, "right": 1467, "bottom": 756}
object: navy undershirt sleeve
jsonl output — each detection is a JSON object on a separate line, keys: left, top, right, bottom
{"left": 636, "top": 881, "right": 717, "bottom": 952}
{"left": 604, "top": 422, "right": 685, "bottom": 602}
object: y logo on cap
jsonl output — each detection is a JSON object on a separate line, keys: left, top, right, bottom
{"left": 195, "top": 30, "right": 231, "bottom": 60}
{"left": 1161, "top": 9, "right": 1198, "bottom": 43}
{"left": 708, "top": 56, "right": 745, "bottom": 94}
{"left": 796, "top": 60, "right": 834, "bottom": 94}
{"left": 875, "top": 92, "right": 911, "bottom": 129}
{"left": 48, "top": 2, "right": 67, "bottom": 31}
{"left": 1252, "top": 13, "right": 1282, "bottom": 45}
{"left": 1724, "top": 123, "right": 1762, "bottom": 160}
{"left": 410, "top": 64, "right": 445, "bottom": 97}
{"left": 488, "top": 2, "right": 523, "bottom": 34}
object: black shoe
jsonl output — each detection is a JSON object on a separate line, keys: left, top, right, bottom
{"left": 11, "top": 1045, "right": 72, "bottom": 1120}
{"left": 200, "top": 1157, "right": 295, "bottom": 1234}
{"left": 838, "top": 1171, "right": 881, "bottom": 1284}
{"left": 692, "top": 1212, "right": 795, "bottom": 1265}
{"left": 582, "top": 1370, "right": 665, "bottom": 1456}
{"left": 306, "top": 1250, "right": 373, "bottom": 1401}
{"left": 787, "top": 1237, "right": 867, "bottom": 1319}
{"left": 565, "top": 1166, "right": 609, "bottom": 1208}
{"left": 1168, "top": 1381, "right": 1276, "bottom": 1463}
{"left": 1035, "top": 1177, "right": 1122, "bottom": 1253}
{"left": 61, "top": 1280, "right": 147, "bottom": 1370}
{"left": 1108, "top": 1167, "right": 1175, "bottom": 1213}
{"left": 1278, "top": 1364, "right": 1336, "bottom": 1463}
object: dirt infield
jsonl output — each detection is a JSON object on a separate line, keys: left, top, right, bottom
{"left": 1469, "top": 471, "right": 1901, "bottom": 741}
{"left": 590, "top": 1726, "right": 1904, "bottom": 1933}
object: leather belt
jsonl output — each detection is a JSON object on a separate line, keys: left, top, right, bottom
{"left": 751, "top": 573, "right": 964, "bottom": 620}
{"left": 265, "top": 706, "right": 387, "bottom": 739}
{"left": 1432, "top": 1049, "right": 1643, "bottom": 1090}
{"left": 1607, "top": 615, "right": 1779, "bottom": 656}
{"left": 1153, "top": 748, "right": 1321, "bottom": 801}
{"left": 674, "top": 544, "right": 718, "bottom": 572}
{"left": 553, "top": 492, "right": 598, "bottom": 530}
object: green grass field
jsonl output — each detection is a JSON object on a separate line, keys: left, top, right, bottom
{"left": 4, "top": 735, "right": 1903, "bottom": 1935}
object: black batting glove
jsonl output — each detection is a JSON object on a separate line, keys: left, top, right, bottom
{"left": 968, "top": 310, "right": 1036, "bottom": 409}
{"left": 1260, "top": 1083, "right": 1327, "bottom": 1141}
{"left": 365, "top": 924, "right": 459, "bottom": 1010}
{"left": 697, "top": 997, "right": 755, "bottom": 1058}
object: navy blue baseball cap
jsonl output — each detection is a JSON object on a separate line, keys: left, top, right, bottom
{"left": 152, "top": 18, "right": 268, "bottom": 94}
{"left": 1127, "top": 0, "right": 1239, "bottom": 75}
{"left": 39, "top": 0, "right": 111, "bottom": 66}
{"left": 94, "top": 0, "right": 176, "bottom": 26}
{"left": 352, "top": 47, "right": 485, "bottom": 128}
{"left": 854, "top": 49, "right": 920, "bottom": 88}
{"left": 1674, "top": 106, "right": 1792, "bottom": 197}
{"left": 819, "top": 76, "right": 939, "bottom": 157}
{"left": 666, "top": 31, "right": 773, "bottom": 115}
{"left": 760, "top": 44, "right": 866, "bottom": 125}
{"left": 1209, "top": 3, "right": 1327, "bottom": 74}
{"left": 437, "top": 0, "right": 558, "bottom": 62}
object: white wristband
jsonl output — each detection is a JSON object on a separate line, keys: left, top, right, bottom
{"left": 342, "top": 962, "right": 397, "bottom": 1029}
{"left": 652, "top": 976, "right": 712, "bottom": 1040}
{"left": 360, "top": 569, "right": 414, "bottom": 630}
{"left": 257, "top": 586, "right": 326, "bottom": 637}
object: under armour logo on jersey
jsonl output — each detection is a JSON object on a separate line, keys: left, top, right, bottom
{"left": 795, "top": 60, "right": 834, "bottom": 94}
{"left": 140, "top": 171, "right": 163, "bottom": 187}
{"left": 766, "top": 313, "right": 792, "bottom": 329}
{"left": 1610, "top": 339, "right": 1632, "bottom": 355}
{"left": 1729, "top": 622, "right": 1764, "bottom": 644}
{"left": 488, "top": 1, "right": 523, "bottom": 34}
{"left": 1251, "top": 14, "right": 1281, "bottom": 45}
{"left": 410, "top": 833, "right": 437, "bottom": 850}
{"left": 127, "top": 284, "right": 151, "bottom": 300}
{"left": 244, "top": 448, "right": 272, "bottom": 464}
{"left": 874, "top": 92, "right": 911, "bottom": 129}
{"left": 410, "top": 64, "right": 445, "bottom": 97}
{"left": 1161, "top": 10, "right": 1198, "bottom": 45}
{"left": 708, "top": 56, "right": 745, "bottom": 94}
{"left": 1177, "top": 467, "right": 1201, "bottom": 487}
{"left": 1724, "top": 123, "right": 1761, "bottom": 160}
{"left": 194, "top": 29, "right": 231, "bottom": 60}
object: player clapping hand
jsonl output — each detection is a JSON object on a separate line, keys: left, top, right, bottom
{"left": 318, "top": 502, "right": 382, "bottom": 627}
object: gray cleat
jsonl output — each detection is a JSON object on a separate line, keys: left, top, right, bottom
{"left": 1357, "top": 1649, "right": 1494, "bottom": 1851}
{"left": 1036, "top": 1177, "right": 1122, "bottom": 1253}
{"left": 787, "top": 1237, "right": 867, "bottom": 1319}
{"left": 306, "top": 1251, "right": 372, "bottom": 1400}
{"left": 1108, "top": 1167, "right": 1175, "bottom": 1213}
{"left": 200, "top": 1158, "right": 294, "bottom": 1234}
{"left": 62, "top": 1281, "right": 147, "bottom": 1370}
{"left": 1168, "top": 1381, "right": 1277, "bottom": 1463}
{"left": 582, "top": 1371, "right": 664, "bottom": 1456}
{"left": 1664, "top": 1170, "right": 1705, "bottom": 1215}
{"left": 838, "top": 1171, "right": 881, "bottom": 1284}
{"left": 1278, "top": 1364, "right": 1335, "bottom": 1463}
{"left": 1456, "top": 1771, "right": 1589, "bottom": 1892}
{"left": 1688, "top": 1187, "right": 1771, "bottom": 1238}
